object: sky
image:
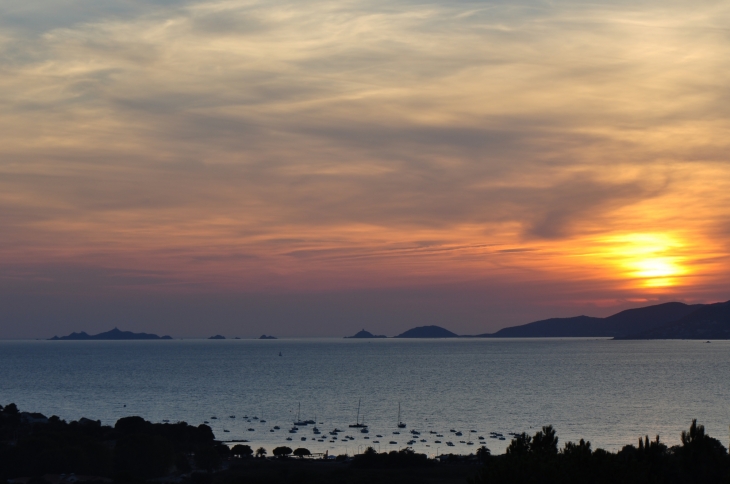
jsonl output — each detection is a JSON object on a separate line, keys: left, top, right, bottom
{"left": 1, "top": 0, "right": 729, "bottom": 338}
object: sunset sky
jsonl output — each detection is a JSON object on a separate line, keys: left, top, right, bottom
{"left": 1, "top": 0, "right": 729, "bottom": 338}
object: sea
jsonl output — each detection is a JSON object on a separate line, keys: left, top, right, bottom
{"left": 2, "top": 338, "right": 729, "bottom": 457}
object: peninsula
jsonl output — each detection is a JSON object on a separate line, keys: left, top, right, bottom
{"left": 477, "top": 299, "right": 730, "bottom": 339}
{"left": 49, "top": 328, "right": 172, "bottom": 340}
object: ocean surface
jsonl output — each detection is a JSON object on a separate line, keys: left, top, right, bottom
{"left": 2, "top": 338, "right": 729, "bottom": 456}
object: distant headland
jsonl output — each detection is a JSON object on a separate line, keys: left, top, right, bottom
{"left": 49, "top": 328, "right": 172, "bottom": 340}
{"left": 475, "top": 299, "right": 730, "bottom": 340}
{"left": 345, "top": 329, "right": 386, "bottom": 338}
{"left": 259, "top": 335, "right": 277, "bottom": 339}
{"left": 343, "top": 299, "right": 730, "bottom": 340}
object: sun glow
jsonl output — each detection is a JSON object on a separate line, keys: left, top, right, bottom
{"left": 601, "top": 234, "right": 687, "bottom": 288}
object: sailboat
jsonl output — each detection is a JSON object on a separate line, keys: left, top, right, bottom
{"left": 397, "top": 402, "right": 406, "bottom": 428}
{"left": 293, "top": 403, "right": 309, "bottom": 426}
{"left": 349, "top": 399, "right": 368, "bottom": 428}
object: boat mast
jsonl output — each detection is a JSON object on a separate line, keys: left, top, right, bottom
{"left": 356, "top": 399, "right": 361, "bottom": 425}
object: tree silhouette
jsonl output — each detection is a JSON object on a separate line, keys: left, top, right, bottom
{"left": 530, "top": 425, "right": 558, "bottom": 456}
{"left": 272, "top": 446, "right": 292, "bottom": 458}
{"left": 255, "top": 447, "right": 267, "bottom": 458}
{"left": 506, "top": 432, "right": 531, "bottom": 456}
{"left": 476, "top": 445, "right": 491, "bottom": 463}
{"left": 293, "top": 447, "right": 311, "bottom": 458}
{"left": 231, "top": 444, "right": 253, "bottom": 458}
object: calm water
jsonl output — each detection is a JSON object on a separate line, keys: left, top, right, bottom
{"left": 1, "top": 338, "right": 729, "bottom": 456}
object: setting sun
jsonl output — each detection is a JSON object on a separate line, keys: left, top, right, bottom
{"left": 601, "top": 234, "right": 687, "bottom": 288}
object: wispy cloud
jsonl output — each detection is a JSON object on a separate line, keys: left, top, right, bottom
{"left": 0, "top": 0, "right": 729, "bottom": 336}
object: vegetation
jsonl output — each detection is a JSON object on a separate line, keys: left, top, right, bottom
{"left": 471, "top": 420, "right": 729, "bottom": 484}
{"left": 2, "top": 403, "right": 729, "bottom": 483}
{"left": 0, "top": 404, "right": 221, "bottom": 480}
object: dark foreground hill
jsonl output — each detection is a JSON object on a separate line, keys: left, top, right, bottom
{"left": 479, "top": 302, "right": 704, "bottom": 338}
{"left": 617, "top": 300, "right": 730, "bottom": 339}
{"left": 395, "top": 325, "right": 457, "bottom": 338}
{"left": 50, "top": 327, "right": 172, "bottom": 340}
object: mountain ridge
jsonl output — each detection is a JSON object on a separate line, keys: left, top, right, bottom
{"left": 477, "top": 302, "right": 705, "bottom": 338}
{"left": 616, "top": 300, "right": 730, "bottom": 339}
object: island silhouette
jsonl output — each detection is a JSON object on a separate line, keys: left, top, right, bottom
{"left": 49, "top": 328, "right": 172, "bottom": 340}
{"left": 345, "top": 329, "right": 386, "bottom": 338}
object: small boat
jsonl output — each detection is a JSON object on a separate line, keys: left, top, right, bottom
{"left": 230, "top": 416, "right": 235, "bottom": 419}
{"left": 260, "top": 420, "right": 266, "bottom": 423}
{"left": 376, "top": 434, "right": 383, "bottom": 438}
{"left": 286, "top": 437, "right": 292, "bottom": 441}
{"left": 247, "top": 428, "right": 255, "bottom": 431}
{"left": 279, "top": 352, "right": 282, "bottom": 356}
{"left": 223, "top": 430, "right": 230, "bottom": 433}
{"left": 273, "top": 426, "right": 280, "bottom": 430}
{"left": 162, "top": 419, "right": 169, "bottom": 423}
{"left": 389, "top": 441, "right": 397, "bottom": 445}
{"left": 269, "top": 429, "right": 274, "bottom": 432}
{"left": 360, "top": 428, "right": 369, "bottom": 434}
{"left": 349, "top": 399, "right": 368, "bottom": 428}
{"left": 204, "top": 421, "right": 209, "bottom": 424}
{"left": 373, "top": 440, "right": 380, "bottom": 443}
{"left": 301, "top": 437, "right": 307, "bottom": 441}
{"left": 434, "top": 440, "right": 441, "bottom": 443}
{"left": 393, "top": 431, "right": 400, "bottom": 435}
{"left": 455, "top": 431, "right": 463, "bottom": 436}
{"left": 211, "top": 417, "right": 218, "bottom": 419}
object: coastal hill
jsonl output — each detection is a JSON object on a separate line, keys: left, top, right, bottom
{"left": 345, "top": 329, "right": 387, "bottom": 338}
{"left": 208, "top": 335, "right": 226, "bottom": 340}
{"left": 616, "top": 300, "right": 730, "bottom": 339}
{"left": 478, "top": 302, "right": 704, "bottom": 339}
{"left": 259, "top": 334, "right": 277, "bottom": 339}
{"left": 50, "top": 328, "right": 172, "bottom": 340}
{"left": 395, "top": 325, "right": 457, "bottom": 338}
